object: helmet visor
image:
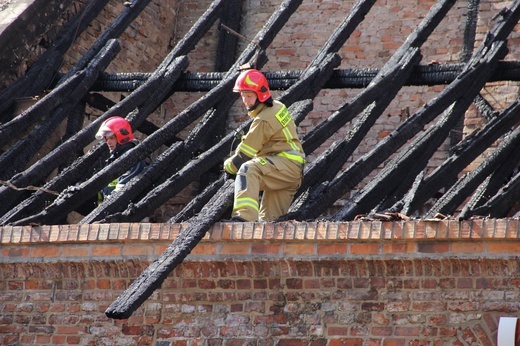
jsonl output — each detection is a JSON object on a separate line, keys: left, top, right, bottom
{"left": 95, "top": 125, "right": 114, "bottom": 140}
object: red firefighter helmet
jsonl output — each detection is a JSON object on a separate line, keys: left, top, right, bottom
{"left": 233, "top": 69, "right": 271, "bottom": 103}
{"left": 95, "top": 116, "right": 135, "bottom": 145}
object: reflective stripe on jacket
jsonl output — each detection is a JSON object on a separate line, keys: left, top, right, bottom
{"left": 225, "top": 100, "right": 305, "bottom": 173}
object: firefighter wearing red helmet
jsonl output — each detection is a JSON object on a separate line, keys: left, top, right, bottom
{"left": 224, "top": 69, "right": 305, "bottom": 222}
{"left": 95, "top": 116, "right": 147, "bottom": 200}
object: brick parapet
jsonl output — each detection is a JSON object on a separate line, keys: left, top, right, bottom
{"left": 2, "top": 219, "right": 519, "bottom": 263}
{"left": 2, "top": 220, "right": 520, "bottom": 345}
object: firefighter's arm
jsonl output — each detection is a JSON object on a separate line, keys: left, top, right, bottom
{"left": 224, "top": 119, "right": 270, "bottom": 174}
{"left": 114, "top": 161, "right": 147, "bottom": 191}
{"left": 224, "top": 151, "right": 250, "bottom": 175}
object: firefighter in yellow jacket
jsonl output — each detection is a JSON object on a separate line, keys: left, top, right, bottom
{"left": 224, "top": 69, "right": 305, "bottom": 222}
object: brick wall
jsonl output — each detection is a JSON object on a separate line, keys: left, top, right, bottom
{"left": 1, "top": 219, "right": 520, "bottom": 345}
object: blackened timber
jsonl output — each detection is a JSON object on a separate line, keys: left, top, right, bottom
{"left": 292, "top": 0, "right": 457, "bottom": 202}
{"left": 136, "top": 120, "right": 183, "bottom": 146}
{"left": 215, "top": 0, "right": 242, "bottom": 72}
{"left": 105, "top": 178, "right": 235, "bottom": 320}
{"left": 80, "top": 93, "right": 236, "bottom": 224}
{"left": 0, "top": 72, "right": 84, "bottom": 151}
{"left": 310, "top": 0, "right": 376, "bottom": 65}
{"left": 297, "top": 50, "right": 421, "bottom": 198}
{"left": 0, "top": 40, "right": 120, "bottom": 180}
{"left": 459, "top": 146, "right": 520, "bottom": 218}
{"left": 393, "top": 0, "right": 520, "bottom": 215}
{"left": 169, "top": 176, "right": 226, "bottom": 223}
{"left": 401, "top": 98, "right": 520, "bottom": 216}
{"left": 282, "top": 0, "right": 511, "bottom": 221}
{"left": 90, "top": 61, "right": 520, "bottom": 92}
{"left": 0, "top": 143, "right": 108, "bottom": 224}
{"left": 0, "top": 56, "right": 188, "bottom": 223}
{"left": 302, "top": 0, "right": 456, "bottom": 155}
{"left": 279, "top": 54, "right": 341, "bottom": 106}
{"left": 460, "top": 0, "right": 480, "bottom": 63}
{"left": 331, "top": 66, "right": 500, "bottom": 221}
{"left": 462, "top": 171, "right": 520, "bottom": 219}
{"left": 473, "top": 94, "right": 498, "bottom": 121}
{"left": 155, "top": 0, "right": 227, "bottom": 71}
{"left": 84, "top": 0, "right": 303, "bottom": 224}
{"left": 426, "top": 126, "right": 520, "bottom": 218}
{"left": 57, "top": 0, "right": 154, "bottom": 84}
{"left": 0, "top": 0, "right": 110, "bottom": 119}
{"left": 98, "top": 118, "right": 252, "bottom": 223}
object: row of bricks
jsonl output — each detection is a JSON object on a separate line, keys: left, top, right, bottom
{"left": 1, "top": 218, "right": 520, "bottom": 245}
{"left": 2, "top": 238, "right": 520, "bottom": 261}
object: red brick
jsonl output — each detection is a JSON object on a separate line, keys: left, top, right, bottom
{"left": 417, "top": 242, "right": 449, "bottom": 253}
{"left": 32, "top": 246, "right": 60, "bottom": 258}
{"left": 350, "top": 243, "right": 380, "bottom": 255}
{"left": 285, "top": 243, "right": 315, "bottom": 255}
{"left": 318, "top": 243, "right": 348, "bottom": 254}
{"left": 91, "top": 245, "right": 122, "bottom": 257}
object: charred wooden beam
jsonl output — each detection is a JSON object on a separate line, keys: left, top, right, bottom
{"left": 215, "top": 0, "right": 242, "bottom": 72}
{"left": 0, "top": 40, "right": 120, "bottom": 180}
{"left": 57, "top": 0, "right": 154, "bottom": 85}
{"left": 85, "top": 92, "right": 116, "bottom": 112}
{"left": 0, "top": 56, "right": 188, "bottom": 223}
{"left": 89, "top": 61, "right": 520, "bottom": 92}
{"left": 459, "top": 146, "right": 520, "bottom": 218}
{"left": 279, "top": 53, "right": 341, "bottom": 106}
{"left": 0, "top": 0, "right": 225, "bottom": 222}
{"left": 462, "top": 170, "right": 520, "bottom": 219}
{"left": 400, "top": 98, "right": 520, "bottom": 216}
{"left": 450, "top": 0, "right": 481, "bottom": 150}
{"left": 426, "top": 126, "right": 520, "bottom": 218}
{"left": 282, "top": 0, "right": 515, "bottom": 221}
{"left": 102, "top": 0, "right": 305, "bottom": 319}
{"left": 169, "top": 175, "right": 227, "bottom": 223}
{"left": 331, "top": 59, "right": 504, "bottom": 221}
{"left": 59, "top": 101, "right": 87, "bottom": 172}
{"left": 11, "top": 0, "right": 302, "bottom": 226}
{"left": 168, "top": 99, "right": 313, "bottom": 224}
{"left": 80, "top": 92, "right": 237, "bottom": 223}
{"left": 294, "top": 0, "right": 455, "bottom": 198}
{"left": 279, "top": 0, "right": 377, "bottom": 105}
{"left": 473, "top": 94, "right": 498, "bottom": 121}
{"left": 0, "top": 0, "right": 110, "bottom": 120}
{"left": 105, "top": 178, "right": 235, "bottom": 320}
{"left": 302, "top": 0, "right": 457, "bottom": 156}
{"left": 460, "top": 0, "right": 480, "bottom": 62}
{"left": 297, "top": 49, "right": 421, "bottom": 197}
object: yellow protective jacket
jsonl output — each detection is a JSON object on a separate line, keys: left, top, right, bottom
{"left": 224, "top": 100, "right": 305, "bottom": 174}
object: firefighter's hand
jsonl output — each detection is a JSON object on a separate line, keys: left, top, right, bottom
{"left": 223, "top": 158, "right": 238, "bottom": 175}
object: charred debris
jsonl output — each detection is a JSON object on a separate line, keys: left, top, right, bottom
{"left": 0, "top": 0, "right": 519, "bottom": 320}
{"left": 0, "top": 0, "right": 520, "bottom": 229}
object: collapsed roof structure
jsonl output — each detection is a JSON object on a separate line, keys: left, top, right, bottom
{"left": 1, "top": 0, "right": 520, "bottom": 320}
{"left": 0, "top": 0, "right": 519, "bottom": 229}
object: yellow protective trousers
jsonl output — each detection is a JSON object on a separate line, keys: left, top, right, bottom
{"left": 232, "top": 155, "right": 303, "bottom": 222}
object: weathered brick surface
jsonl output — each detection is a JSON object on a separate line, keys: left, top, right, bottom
{"left": 1, "top": 219, "right": 520, "bottom": 345}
